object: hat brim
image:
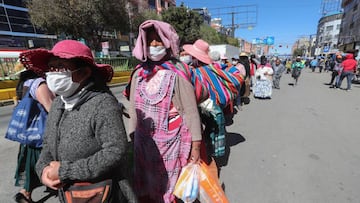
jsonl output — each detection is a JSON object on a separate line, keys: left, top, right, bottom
{"left": 20, "top": 49, "right": 114, "bottom": 82}
{"left": 183, "top": 44, "right": 212, "bottom": 65}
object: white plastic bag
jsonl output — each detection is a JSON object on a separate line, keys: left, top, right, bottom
{"left": 173, "top": 163, "right": 200, "bottom": 203}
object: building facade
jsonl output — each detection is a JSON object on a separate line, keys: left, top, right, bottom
{"left": 315, "top": 12, "right": 343, "bottom": 56}
{"left": 147, "top": 0, "right": 176, "bottom": 13}
{"left": 192, "top": 8, "right": 211, "bottom": 25}
{"left": 0, "top": 0, "right": 56, "bottom": 52}
{"left": 338, "top": 0, "right": 360, "bottom": 52}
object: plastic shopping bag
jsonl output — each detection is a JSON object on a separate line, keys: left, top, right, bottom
{"left": 173, "top": 163, "right": 199, "bottom": 203}
{"left": 198, "top": 161, "right": 229, "bottom": 203}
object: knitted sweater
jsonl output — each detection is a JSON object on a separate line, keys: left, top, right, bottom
{"left": 36, "top": 88, "right": 128, "bottom": 201}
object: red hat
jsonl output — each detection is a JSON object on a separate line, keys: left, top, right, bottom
{"left": 183, "top": 39, "right": 212, "bottom": 65}
{"left": 19, "top": 40, "right": 113, "bottom": 82}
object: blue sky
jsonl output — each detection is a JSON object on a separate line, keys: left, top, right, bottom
{"left": 177, "top": 0, "right": 324, "bottom": 54}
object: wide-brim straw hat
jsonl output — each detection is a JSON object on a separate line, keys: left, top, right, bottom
{"left": 239, "top": 52, "right": 248, "bottom": 57}
{"left": 19, "top": 40, "right": 113, "bottom": 82}
{"left": 183, "top": 39, "right": 212, "bottom": 65}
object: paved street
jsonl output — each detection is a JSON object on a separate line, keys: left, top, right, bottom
{"left": 1, "top": 69, "right": 360, "bottom": 202}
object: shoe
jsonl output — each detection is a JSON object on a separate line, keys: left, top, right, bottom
{"left": 14, "top": 192, "right": 32, "bottom": 203}
{"left": 346, "top": 89, "right": 351, "bottom": 91}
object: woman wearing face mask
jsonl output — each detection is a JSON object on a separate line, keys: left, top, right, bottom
{"left": 179, "top": 50, "right": 193, "bottom": 65}
{"left": 19, "top": 40, "right": 134, "bottom": 202}
{"left": 124, "top": 20, "right": 205, "bottom": 203}
{"left": 182, "top": 39, "right": 242, "bottom": 182}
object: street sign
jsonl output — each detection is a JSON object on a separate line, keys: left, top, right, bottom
{"left": 323, "top": 46, "right": 330, "bottom": 53}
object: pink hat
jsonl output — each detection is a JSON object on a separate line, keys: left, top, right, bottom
{"left": 19, "top": 40, "right": 114, "bottom": 82}
{"left": 183, "top": 39, "right": 212, "bottom": 65}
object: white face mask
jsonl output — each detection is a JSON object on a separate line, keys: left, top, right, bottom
{"left": 232, "top": 61, "right": 238, "bottom": 65}
{"left": 46, "top": 70, "right": 80, "bottom": 97}
{"left": 148, "top": 46, "right": 167, "bottom": 61}
{"left": 179, "top": 55, "right": 192, "bottom": 65}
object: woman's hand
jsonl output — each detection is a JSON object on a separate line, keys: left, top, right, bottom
{"left": 189, "top": 141, "right": 201, "bottom": 164}
{"left": 41, "top": 166, "right": 61, "bottom": 190}
{"left": 47, "top": 161, "right": 60, "bottom": 180}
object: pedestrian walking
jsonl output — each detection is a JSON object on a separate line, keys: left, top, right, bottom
{"left": 327, "top": 54, "right": 343, "bottom": 88}
{"left": 310, "top": 57, "right": 318, "bottom": 72}
{"left": 249, "top": 54, "right": 258, "bottom": 89}
{"left": 291, "top": 56, "right": 305, "bottom": 85}
{"left": 226, "top": 55, "right": 246, "bottom": 108}
{"left": 20, "top": 40, "right": 134, "bottom": 203}
{"left": 12, "top": 68, "right": 54, "bottom": 203}
{"left": 318, "top": 57, "right": 325, "bottom": 73}
{"left": 253, "top": 56, "right": 273, "bottom": 98}
{"left": 272, "top": 58, "right": 286, "bottom": 89}
{"left": 336, "top": 53, "right": 358, "bottom": 91}
{"left": 183, "top": 39, "right": 241, "bottom": 183}
{"left": 239, "top": 52, "right": 251, "bottom": 104}
{"left": 125, "top": 20, "right": 203, "bottom": 203}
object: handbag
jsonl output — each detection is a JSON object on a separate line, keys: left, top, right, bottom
{"left": 5, "top": 82, "right": 47, "bottom": 148}
{"left": 64, "top": 179, "right": 113, "bottom": 203}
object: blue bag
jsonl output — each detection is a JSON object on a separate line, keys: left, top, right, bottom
{"left": 5, "top": 84, "right": 47, "bottom": 148}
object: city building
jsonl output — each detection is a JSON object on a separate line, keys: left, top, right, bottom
{"left": 315, "top": 12, "right": 343, "bottom": 56}
{"left": 210, "top": 18, "right": 229, "bottom": 35}
{"left": 192, "top": 7, "right": 211, "bottom": 25}
{"left": 292, "top": 37, "right": 312, "bottom": 57}
{"left": 147, "top": 0, "right": 176, "bottom": 13}
{"left": 0, "top": 0, "right": 56, "bottom": 55}
{"left": 338, "top": 0, "right": 360, "bottom": 52}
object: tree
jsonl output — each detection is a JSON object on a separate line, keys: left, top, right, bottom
{"left": 293, "top": 48, "right": 303, "bottom": 57}
{"left": 131, "top": 9, "right": 161, "bottom": 35}
{"left": 200, "top": 25, "right": 223, "bottom": 44}
{"left": 226, "top": 37, "right": 240, "bottom": 47}
{"left": 27, "top": 0, "right": 129, "bottom": 51}
{"left": 161, "top": 4, "right": 203, "bottom": 45}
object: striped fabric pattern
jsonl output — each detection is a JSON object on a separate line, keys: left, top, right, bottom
{"left": 192, "top": 64, "right": 242, "bottom": 108}
{"left": 161, "top": 60, "right": 209, "bottom": 103}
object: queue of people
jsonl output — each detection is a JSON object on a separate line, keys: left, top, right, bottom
{"left": 7, "top": 18, "right": 358, "bottom": 203}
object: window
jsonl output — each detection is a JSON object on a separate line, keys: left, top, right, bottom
{"left": 325, "top": 35, "right": 332, "bottom": 42}
{"left": 336, "top": 24, "right": 340, "bottom": 30}
{"left": 3, "top": 0, "right": 26, "bottom": 7}
{"left": 326, "top": 25, "right": 334, "bottom": 32}
{"left": 353, "top": 4, "right": 358, "bottom": 11}
{"left": 148, "top": 0, "right": 156, "bottom": 9}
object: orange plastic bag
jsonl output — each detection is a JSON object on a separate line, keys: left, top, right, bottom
{"left": 198, "top": 161, "right": 229, "bottom": 203}
{"left": 173, "top": 163, "right": 199, "bottom": 203}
